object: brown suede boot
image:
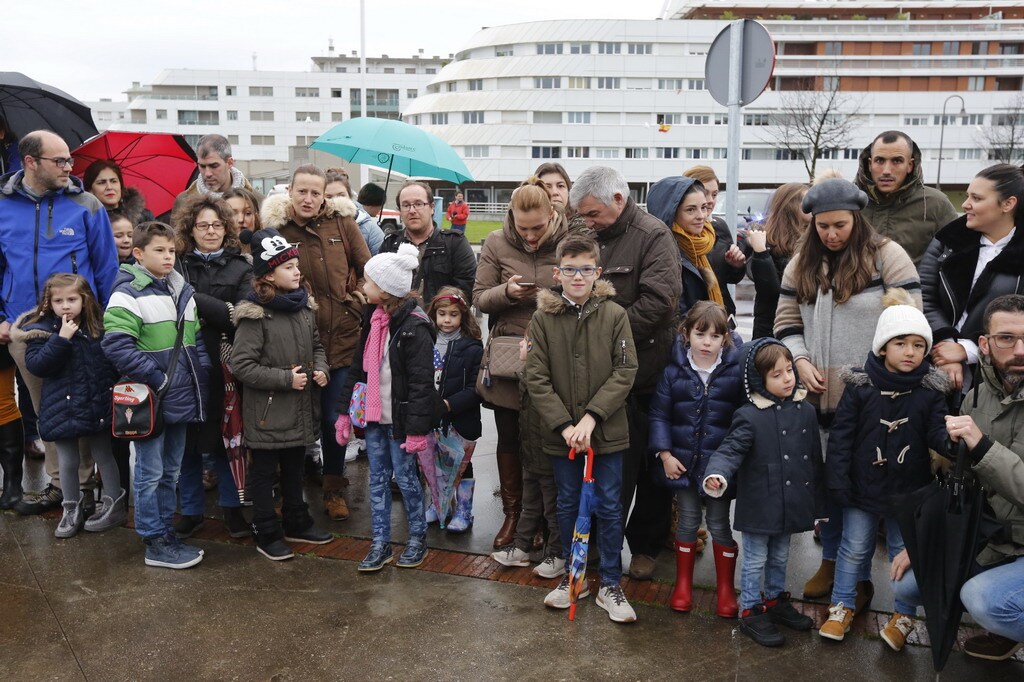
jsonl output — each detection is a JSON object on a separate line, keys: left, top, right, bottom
{"left": 323, "top": 475, "right": 350, "bottom": 521}
{"left": 803, "top": 559, "right": 836, "bottom": 599}
{"left": 493, "top": 451, "right": 523, "bottom": 548}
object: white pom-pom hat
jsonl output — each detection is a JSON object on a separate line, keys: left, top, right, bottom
{"left": 364, "top": 242, "right": 420, "bottom": 297}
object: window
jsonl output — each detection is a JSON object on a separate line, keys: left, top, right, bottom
{"left": 656, "top": 147, "right": 681, "bottom": 159}
{"left": 903, "top": 115, "right": 928, "bottom": 126}
{"left": 156, "top": 109, "right": 167, "bottom": 120}
{"left": 464, "top": 145, "right": 489, "bottom": 158}
{"left": 566, "top": 146, "right": 590, "bottom": 158}
{"left": 933, "top": 114, "right": 957, "bottom": 126}
{"left": 446, "top": 82, "right": 456, "bottom": 93}
{"left": 533, "top": 111, "right": 561, "bottom": 124}
{"left": 567, "top": 111, "right": 591, "bottom": 124}
{"left": 823, "top": 76, "right": 841, "bottom": 91}
{"left": 225, "top": 86, "right": 236, "bottom": 96}
{"left": 533, "top": 77, "right": 561, "bottom": 89}
{"left": 226, "top": 110, "right": 238, "bottom": 121}
{"left": 407, "top": 89, "right": 418, "bottom": 99}
{"left": 570, "top": 43, "right": 591, "bottom": 54}
{"left": 625, "top": 147, "right": 649, "bottom": 159}
{"left": 687, "top": 79, "right": 706, "bottom": 90}
{"left": 405, "top": 68, "right": 416, "bottom": 74}
{"left": 713, "top": 148, "right": 727, "bottom": 159}
{"left": 468, "top": 79, "right": 483, "bottom": 91}
{"left": 962, "top": 114, "right": 984, "bottom": 125}
{"left": 959, "top": 148, "right": 983, "bottom": 160}
{"left": 296, "top": 135, "right": 316, "bottom": 146}
{"left": 227, "top": 135, "right": 239, "bottom": 145}
{"left": 843, "top": 148, "right": 860, "bottom": 159}
{"left": 251, "top": 110, "right": 274, "bottom": 121}
{"left": 994, "top": 114, "right": 1024, "bottom": 126}
{"left": 568, "top": 77, "right": 591, "bottom": 89}
{"left": 627, "top": 42, "right": 652, "bottom": 55}
{"left": 595, "top": 148, "right": 619, "bottom": 159}
{"left": 824, "top": 41, "right": 842, "bottom": 56}
{"left": 425, "top": 68, "right": 437, "bottom": 74}
{"left": 383, "top": 68, "right": 395, "bottom": 74}
{"left": 971, "top": 41, "right": 989, "bottom": 55}
{"left": 775, "top": 149, "right": 800, "bottom": 160}
{"left": 714, "top": 113, "right": 729, "bottom": 125}
{"left": 336, "top": 67, "right": 348, "bottom": 73}
{"left": 536, "top": 43, "right": 563, "bottom": 55}
{"left": 251, "top": 135, "right": 275, "bottom": 145}
{"left": 248, "top": 86, "right": 272, "bottom": 97}
{"left": 597, "top": 77, "right": 620, "bottom": 89}
{"left": 657, "top": 113, "right": 682, "bottom": 125}
{"left": 430, "top": 112, "right": 449, "bottom": 125}
{"left": 818, "top": 148, "right": 839, "bottom": 160}
{"left": 296, "top": 112, "right": 320, "bottom": 122}
{"left": 331, "top": 88, "right": 343, "bottom": 98}
{"left": 598, "top": 42, "right": 621, "bottom": 55}
{"left": 686, "top": 148, "right": 705, "bottom": 159}
{"left": 295, "top": 87, "right": 320, "bottom": 98}
{"left": 531, "top": 146, "right": 560, "bottom": 159}
{"left": 744, "top": 113, "right": 770, "bottom": 126}
{"left": 742, "top": 149, "right": 752, "bottom": 161}
{"left": 1000, "top": 43, "right": 1021, "bottom": 55}
{"left": 332, "top": 112, "right": 343, "bottom": 122}
{"left": 177, "top": 110, "right": 219, "bottom": 125}
{"left": 495, "top": 45, "right": 513, "bottom": 57}
{"left": 658, "top": 79, "right": 684, "bottom": 90}
{"left": 686, "top": 114, "right": 709, "bottom": 125}
{"left": 463, "top": 111, "right": 484, "bottom": 124}
{"left": 130, "top": 110, "right": 147, "bottom": 124}
{"left": 968, "top": 76, "right": 986, "bottom": 91}
{"left": 942, "top": 41, "right": 960, "bottom": 55}
{"left": 912, "top": 43, "right": 932, "bottom": 56}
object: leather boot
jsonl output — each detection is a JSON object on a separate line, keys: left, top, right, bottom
{"left": 670, "top": 540, "right": 698, "bottom": 612}
{"left": 713, "top": 541, "right": 739, "bottom": 618}
{"left": 0, "top": 420, "right": 25, "bottom": 510}
{"left": 493, "top": 451, "right": 522, "bottom": 549}
{"left": 803, "top": 559, "right": 836, "bottom": 599}
{"left": 322, "top": 474, "right": 350, "bottom": 521}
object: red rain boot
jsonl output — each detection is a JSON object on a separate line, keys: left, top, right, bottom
{"left": 713, "top": 541, "right": 739, "bottom": 618}
{"left": 669, "top": 540, "right": 698, "bottom": 612}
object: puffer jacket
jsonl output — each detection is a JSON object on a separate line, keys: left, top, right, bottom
{"left": 592, "top": 198, "right": 681, "bottom": 394}
{"left": 826, "top": 354, "right": 951, "bottom": 515}
{"left": 262, "top": 194, "right": 371, "bottom": 369}
{"left": 855, "top": 139, "right": 958, "bottom": 264}
{"left": 340, "top": 300, "right": 444, "bottom": 441}
{"left": 22, "top": 315, "right": 118, "bottom": 441}
{"left": 704, "top": 337, "right": 825, "bottom": 534}
{"left": 648, "top": 336, "right": 744, "bottom": 491}
{"left": 920, "top": 214, "right": 1024, "bottom": 347}
{"left": 524, "top": 280, "right": 638, "bottom": 456}
{"left": 436, "top": 335, "right": 483, "bottom": 440}
{"left": 231, "top": 294, "right": 329, "bottom": 449}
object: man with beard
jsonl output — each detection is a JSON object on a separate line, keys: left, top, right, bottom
{"left": 890, "top": 294, "right": 1024, "bottom": 661}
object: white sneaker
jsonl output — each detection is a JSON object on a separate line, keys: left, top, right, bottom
{"left": 490, "top": 546, "right": 530, "bottom": 567}
{"left": 345, "top": 438, "right": 364, "bottom": 462}
{"left": 596, "top": 584, "right": 637, "bottom": 623}
{"left": 544, "top": 573, "right": 590, "bottom": 609}
{"left": 533, "top": 555, "right": 566, "bottom": 579}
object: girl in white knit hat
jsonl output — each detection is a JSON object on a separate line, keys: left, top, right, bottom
{"left": 334, "top": 243, "right": 442, "bottom": 571}
{"left": 817, "top": 288, "right": 953, "bottom": 651}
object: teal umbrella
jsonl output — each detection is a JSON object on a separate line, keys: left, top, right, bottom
{"left": 310, "top": 118, "right": 474, "bottom": 195}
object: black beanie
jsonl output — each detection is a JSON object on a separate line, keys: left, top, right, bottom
{"left": 240, "top": 228, "right": 300, "bottom": 277}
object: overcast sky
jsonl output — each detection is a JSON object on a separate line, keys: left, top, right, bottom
{"left": 7, "top": 0, "right": 667, "bottom": 101}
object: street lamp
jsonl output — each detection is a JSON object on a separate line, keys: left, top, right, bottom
{"left": 936, "top": 94, "right": 966, "bottom": 191}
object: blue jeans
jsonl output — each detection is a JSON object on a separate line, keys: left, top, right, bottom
{"left": 321, "top": 367, "right": 349, "bottom": 477}
{"left": 365, "top": 423, "right": 426, "bottom": 543}
{"left": 133, "top": 423, "right": 188, "bottom": 540}
{"left": 740, "top": 532, "right": 792, "bottom": 611}
{"left": 179, "top": 427, "right": 240, "bottom": 513}
{"left": 833, "top": 507, "right": 917, "bottom": 614}
{"left": 675, "top": 485, "right": 734, "bottom": 545}
{"left": 551, "top": 451, "right": 624, "bottom": 586}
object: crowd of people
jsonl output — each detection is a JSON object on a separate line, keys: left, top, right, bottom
{"left": 0, "top": 127, "right": 1022, "bottom": 662}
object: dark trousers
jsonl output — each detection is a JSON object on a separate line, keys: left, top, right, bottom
{"left": 15, "top": 370, "right": 38, "bottom": 441}
{"left": 111, "top": 437, "right": 132, "bottom": 499}
{"left": 622, "top": 393, "right": 673, "bottom": 558}
{"left": 250, "top": 446, "right": 311, "bottom": 532}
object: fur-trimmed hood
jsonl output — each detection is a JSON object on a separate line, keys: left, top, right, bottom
{"left": 116, "top": 186, "right": 151, "bottom": 225}
{"left": 536, "top": 279, "right": 616, "bottom": 315}
{"left": 840, "top": 364, "right": 953, "bottom": 394}
{"left": 260, "top": 193, "right": 357, "bottom": 230}
{"left": 741, "top": 337, "right": 809, "bottom": 410}
{"left": 232, "top": 295, "right": 318, "bottom": 324}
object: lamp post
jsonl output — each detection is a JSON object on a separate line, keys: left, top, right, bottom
{"left": 936, "top": 94, "right": 966, "bottom": 191}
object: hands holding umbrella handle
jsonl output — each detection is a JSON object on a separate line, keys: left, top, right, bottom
{"left": 944, "top": 415, "right": 983, "bottom": 450}
{"left": 562, "top": 414, "right": 596, "bottom": 454}
{"left": 658, "top": 450, "right": 687, "bottom": 480}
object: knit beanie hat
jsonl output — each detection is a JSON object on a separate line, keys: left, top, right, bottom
{"left": 365, "top": 243, "right": 420, "bottom": 297}
{"left": 240, "top": 228, "right": 299, "bottom": 277}
{"left": 802, "top": 178, "right": 868, "bottom": 215}
{"left": 872, "top": 288, "right": 933, "bottom": 356}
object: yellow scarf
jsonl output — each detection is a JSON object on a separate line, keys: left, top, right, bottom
{"left": 672, "top": 221, "right": 724, "bottom": 306}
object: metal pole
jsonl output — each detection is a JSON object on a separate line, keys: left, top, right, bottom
{"left": 936, "top": 94, "right": 965, "bottom": 191}
{"left": 360, "top": 0, "right": 367, "bottom": 119}
{"left": 724, "top": 20, "right": 744, "bottom": 242}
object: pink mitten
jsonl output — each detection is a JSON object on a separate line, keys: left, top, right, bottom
{"left": 335, "top": 415, "right": 352, "bottom": 445}
{"left": 400, "top": 434, "right": 431, "bottom": 454}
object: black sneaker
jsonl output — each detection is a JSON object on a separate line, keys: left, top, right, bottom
{"left": 740, "top": 605, "right": 786, "bottom": 647}
{"left": 173, "top": 514, "right": 206, "bottom": 538}
{"left": 257, "top": 539, "right": 295, "bottom": 561}
{"left": 284, "top": 525, "right": 333, "bottom": 545}
{"left": 766, "top": 592, "right": 815, "bottom": 631}
{"left": 15, "top": 484, "right": 63, "bottom": 515}
{"left": 223, "top": 507, "right": 250, "bottom": 539}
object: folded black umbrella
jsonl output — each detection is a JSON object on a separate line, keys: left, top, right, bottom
{"left": 0, "top": 72, "right": 97, "bottom": 149}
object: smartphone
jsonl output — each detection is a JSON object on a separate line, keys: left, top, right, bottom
{"left": 518, "top": 281, "right": 536, "bottom": 288}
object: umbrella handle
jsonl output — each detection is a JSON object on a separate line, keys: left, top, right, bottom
{"left": 568, "top": 448, "right": 595, "bottom": 479}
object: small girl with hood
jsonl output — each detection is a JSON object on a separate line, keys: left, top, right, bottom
{"left": 648, "top": 301, "right": 744, "bottom": 619}
{"left": 703, "top": 337, "right": 825, "bottom": 648}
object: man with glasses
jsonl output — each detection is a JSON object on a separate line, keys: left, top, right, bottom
{"left": 0, "top": 130, "right": 119, "bottom": 515}
{"left": 379, "top": 180, "right": 476, "bottom": 304}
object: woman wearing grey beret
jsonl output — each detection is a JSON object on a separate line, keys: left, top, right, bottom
{"left": 772, "top": 177, "right": 920, "bottom": 604}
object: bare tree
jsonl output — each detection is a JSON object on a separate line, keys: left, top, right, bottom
{"left": 979, "top": 92, "right": 1024, "bottom": 164}
{"left": 762, "top": 79, "right": 861, "bottom": 182}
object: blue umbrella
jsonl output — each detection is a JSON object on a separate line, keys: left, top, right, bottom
{"left": 310, "top": 118, "right": 473, "bottom": 197}
{"left": 568, "top": 448, "right": 596, "bottom": 621}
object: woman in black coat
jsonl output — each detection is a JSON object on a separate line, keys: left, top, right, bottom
{"left": 920, "top": 164, "right": 1024, "bottom": 395}
{"left": 171, "top": 194, "right": 254, "bottom": 537}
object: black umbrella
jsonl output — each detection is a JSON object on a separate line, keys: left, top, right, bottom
{"left": 0, "top": 72, "right": 98, "bottom": 149}
{"left": 892, "top": 438, "right": 995, "bottom": 672}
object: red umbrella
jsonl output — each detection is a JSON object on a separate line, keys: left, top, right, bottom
{"left": 71, "top": 131, "right": 197, "bottom": 217}
{"left": 219, "top": 339, "right": 246, "bottom": 503}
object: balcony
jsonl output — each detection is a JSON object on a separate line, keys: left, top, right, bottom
{"left": 764, "top": 19, "right": 1024, "bottom": 36}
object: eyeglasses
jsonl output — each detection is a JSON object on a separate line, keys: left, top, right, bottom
{"left": 35, "top": 156, "right": 75, "bottom": 168}
{"left": 988, "top": 334, "right": 1024, "bottom": 349}
{"left": 557, "top": 266, "right": 598, "bottom": 278}
{"left": 194, "top": 221, "right": 226, "bottom": 232}
{"left": 400, "top": 201, "right": 431, "bottom": 211}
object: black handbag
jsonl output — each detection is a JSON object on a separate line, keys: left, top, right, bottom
{"left": 112, "top": 317, "right": 185, "bottom": 440}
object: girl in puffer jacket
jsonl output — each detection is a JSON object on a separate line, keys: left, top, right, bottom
{"left": 648, "top": 301, "right": 744, "bottom": 618}
{"left": 23, "top": 274, "right": 125, "bottom": 538}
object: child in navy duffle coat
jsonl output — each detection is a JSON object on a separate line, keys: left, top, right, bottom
{"left": 648, "top": 301, "right": 744, "bottom": 618}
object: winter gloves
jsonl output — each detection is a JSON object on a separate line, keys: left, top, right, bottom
{"left": 400, "top": 434, "right": 431, "bottom": 454}
{"left": 335, "top": 415, "right": 352, "bottom": 445}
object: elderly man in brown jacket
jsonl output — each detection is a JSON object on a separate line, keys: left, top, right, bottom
{"left": 569, "top": 166, "right": 682, "bottom": 580}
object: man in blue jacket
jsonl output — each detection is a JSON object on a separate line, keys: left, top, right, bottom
{"left": 1, "top": 130, "right": 119, "bottom": 515}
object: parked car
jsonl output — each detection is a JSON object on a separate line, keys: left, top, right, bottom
{"left": 713, "top": 189, "right": 775, "bottom": 232}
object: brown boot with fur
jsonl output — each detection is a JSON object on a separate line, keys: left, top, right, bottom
{"left": 323, "top": 475, "right": 350, "bottom": 521}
